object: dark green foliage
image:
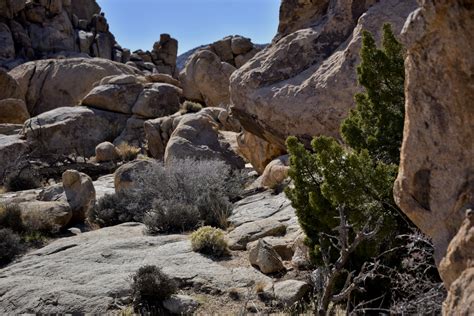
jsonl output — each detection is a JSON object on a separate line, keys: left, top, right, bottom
{"left": 88, "top": 193, "right": 146, "bottom": 228}
{"left": 341, "top": 24, "right": 405, "bottom": 165}
{"left": 131, "top": 265, "right": 177, "bottom": 310}
{"left": 5, "top": 172, "right": 41, "bottom": 192}
{"left": 285, "top": 136, "right": 401, "bottom": 265}
{"left": 0, "top": 228, "right": 23, "bottom": 265}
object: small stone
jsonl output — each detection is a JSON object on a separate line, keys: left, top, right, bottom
{"left": 162, "top": 294, "right": 200, "bottom": 314}
{"left": 95, "top": 142, "right": 119, "bottom": 162}
{"left": 273, "top": 280, "right": 311, "bottom": 307}
{"left": 249, "top": 239, "right": 285, "bottom": 274}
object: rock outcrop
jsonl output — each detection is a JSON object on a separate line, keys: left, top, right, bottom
{"left": 0, "top": 0, "right": 126, "bottom": 70}
{"left": 230, "top": 0, "right": 417, "bottom": 149}
{"left": 9, "top": 58, "right": 138, "bottom": 116}
{"left": 164, "top": 111, "right": 245, "bottom": 169}
{"left": 394, "top": 0, "right": 474, "bottom": 264}
{"left": 21, "top": 106, "right": 129, "bottom": 157}
{"left": 180, "top": 36, "right": 262, "bottom": 107}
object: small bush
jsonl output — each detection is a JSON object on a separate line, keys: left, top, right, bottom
{"left": 117, "top": 143, "right": 141, "bottom": 162}
{"left": 131, "top": 265, "right": 177, "bottom": 310}
{"left": 181, "top": 101, "right": 203, "bottom": 113}
{"left": 144, "top": 200, "right": 200, "bottom": 234}
{"left": 0, "top": 228, "right": 23, "bottom": 265}
{"left": 190, "top": 226, "right": 228, "bottom": 257}
{"left": 5, "top": 172, "right": 41, "bottom": 192}
{"left": 0, "top": 204, "right": 24, "bottom": 233}
{"left": 88, "top": 193, "right": 145, "bottom": 228}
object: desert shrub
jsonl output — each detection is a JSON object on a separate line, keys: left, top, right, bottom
{"left": 139, "top": 159, "right": 243, "bottom": 234}
{"left": 0, "top": 203, "right": 24, "bottom": 233}
{"left": 117, "top": 143, "right": 141, "bottom": 162}
{"left": 88, "top": 193, "right": 145, "bottom": 227}
{"left": 4, "top": 172, "right": 41, "bottom": 192}
{"left": 144, "top": 200, "right": 200, "bottom": 234}
{"left": 190, "top": 226, "right": 228, "bottom": 257}
{"left": 181, "top": 100, "right": 203, "bottom": 113}
{"left": 131, "top": 265, "right": 177, "bottom": 310}
{"left": 0, "top": 228, "right": 23, "bottom": 265}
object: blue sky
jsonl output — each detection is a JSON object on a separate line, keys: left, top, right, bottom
{"left": 96, "top": 0, "right": 280, "bottom": 55}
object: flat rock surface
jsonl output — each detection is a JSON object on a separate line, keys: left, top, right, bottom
{"left": 0, "top": 223, "right": 270, "bottom": 314}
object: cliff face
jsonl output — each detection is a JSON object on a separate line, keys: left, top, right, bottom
{"left": 394, "top": 0, "right": 474, "bottom": 262}
{"left": 0, "top": 0, "right": 124, "bottom": 70}
{"left": 230, "top": 0, "right": 417, "bottom": 149}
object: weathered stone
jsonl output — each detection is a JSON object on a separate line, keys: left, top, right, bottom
{"left": 0, "top": 135, "right": 27, "bottom": 183}
{"left": 144, "top": 114, "right": 182, "bottom": 159}
{"left": 0, "top": 23, "right": 15, "bottom": 60}
{"left": 145, "top": 73, "right": 181, "bottom": 87}
{"left": 71, "top": 0, "right": 100, "bottom": 21}
{"left": 442, "top": 268, "right": 474, "bottom": 316}
{"left": 21, "top": 106, "right": 129, "bottom": 157}
{"left": 28, "top": 11, "right": 75, "bottom": 54}
{"left": 228, "top": 218, "right": 286, "bottom": 250}
{"left": 19, "top": 200, "right": 72, "bottom": 231}
{"left": 0, "top": 223, "right": 270, "bottom": 314}
{"left": 180, "top": 50, "right": 236, "bottom": 107}
{"left": 164, "top": 112, "right": 245, "bottom": 169}
{"left": 78, "top": 30, "right": 94, "bottom": 53}
{"left": 272, "top": 280, "right": 311, "bottom": 307}
{"left": 212, "top": 36, "right": 233, "bottom": 63}
{"left": 231, "top": 36, "right": 253, "bottom": 55}
{"left": 0, "top": 99, "right": 29, "bottom": 124}
{"left": 394, "top": 0, "right": 474, "bottom": 263}
{"left": 114, "top": 159, "right": 154, "bottom": 194}
{"left": 9, "top": 58, "right": 138, "bottom": 116}
{"left": 163, "top": 294, "right": 200, "bottom": 314}
{"left": 260, "top": 155, "right": 289, "bottom": 188}
{"left": 0, "top": 69, "right": 20, "bottom": 100}
{"left": 131, "top": 83, "right": 181, "bottom": 118}
{"left": 249, "top": 239, "right": 285, "bottom": 274}
{"left": 95, "top": 142, "right": 119, "bottom": 162}
{"left": 237, "top": 131, "right": 285, "bottom": 174}
{"left": 81, "top": 83, "right": 143, "bottom": 114}
{"left": 230, "top": 0, "right": 417, "bottom": 149}
{"left": 62, "top": 170, "right": 96, "bottom": 222}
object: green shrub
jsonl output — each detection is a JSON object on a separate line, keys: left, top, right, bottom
{"left": 131, "top": 265, "right": 177, "bottom": 310}
{"left": 0, "top": 228, "right": 23, "bottom": 265}
{"left": 144, "top": 200, "right": 200, "bottom": 234}
{"left": 181, "top": 101, "right": 203, "bottom": 113}
{"left": 191, "top": 226, "right": 228, "bottom": 257}
{"left": 88, "top": 193, "right": 145, "bottom": 228}
{"left": 5, "top": 172, "right": 41, "bottom": 192}
{"left": 341, "top": 23, "right": 405, "bottom": 165}
{"left": 0, "top": 203, "right": 24, "bottom": 233}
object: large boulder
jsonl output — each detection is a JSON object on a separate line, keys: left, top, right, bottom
{"left": 71, "top": 0, "right": 101, "bottom": 21}
{"left": 0, "top": 69, "right": 20, "bottom": 99}
{"left": 95, "top": 142, "right": 119, "bottom": 162}
{"left": 81, "top": 82, "right": 144, "bottom": 114}
{"left": 0, "top": 135, "right": 27, "bottom": 182}
{"left": 9, "top": 58, "right": 138, "bottom": 116}
{"left": 394, "top": 0, "right": 474, "bottom": 263}
{"left": 131, "top": 83, "right": 181, "bottom": 118}
{"left": 62, "top": 170, "right": 96, "bottom": 223}
{"left": 164, "top": 112, "right": 245, "bottom": 169}
{"left": 248, "top": 239, "right": 285, "bottom": 274}
{"left": 180, "top": 50, "right": 236, "bottom": 107}
{"left": 0, "top": 98, "right": 29, "bottom": 124}
{"left": 21, "top": 106, "right": 129, "bottom": 157}
{"left": 237, "top": 131, "right": 285, "bottom": 174}
{"left": 230, "top": 0, "right": 417, "bottom": 149}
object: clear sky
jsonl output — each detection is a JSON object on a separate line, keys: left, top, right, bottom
{"left": 96, "top": 0, "right": 280, "bottom": 55}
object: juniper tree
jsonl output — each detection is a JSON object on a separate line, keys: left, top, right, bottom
{"left": 341, "top": 23, "right": 405, "bottom": 165}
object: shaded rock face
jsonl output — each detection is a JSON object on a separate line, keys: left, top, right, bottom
{"left": 0, "top": 0, "right": 125, "bottom": 70}
{"left": 180, "top": 35, "right": 262, "bottom": 107}
{"left": 9, "top": 58, "right": 138, "bottom": 116}
{"left": 394, "top": 1, "right": 474, "bottom": 264}
{"left": 230, "top": 0, "right": 417, "bottom": 149}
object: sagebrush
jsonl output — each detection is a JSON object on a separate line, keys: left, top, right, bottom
{"left": 190, "top": 226, "right": 228, "bottom": 257}
{"left": 0, "top": 228, "right": 23, "bottom": 265}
